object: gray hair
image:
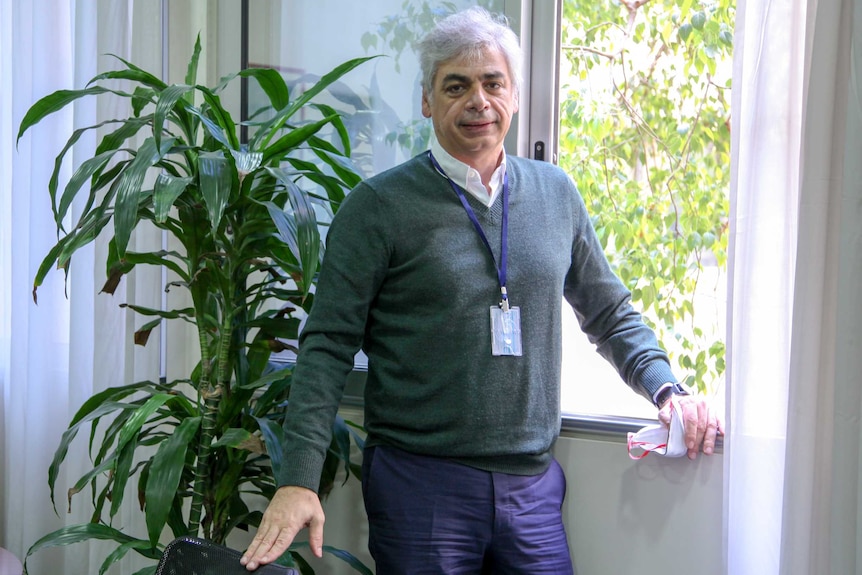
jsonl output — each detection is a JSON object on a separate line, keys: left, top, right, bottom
{"left": 417, "top": 6, "right": 523, "bottom": 100}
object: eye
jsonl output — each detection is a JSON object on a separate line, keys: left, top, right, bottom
{"left": 445, "top": 84, "right": 465, "bottom": 95}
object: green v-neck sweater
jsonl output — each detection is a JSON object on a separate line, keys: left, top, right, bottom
{"left": 278, "top": 153, "right": 677, "bottom": 490}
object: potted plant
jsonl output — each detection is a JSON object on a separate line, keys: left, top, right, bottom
{"left": 17, "top": 37, "right": 373, "bottom": 575}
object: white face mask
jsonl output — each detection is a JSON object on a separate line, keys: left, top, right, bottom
{"left": 627, "top": 399, "right": 688, "bottom": 459}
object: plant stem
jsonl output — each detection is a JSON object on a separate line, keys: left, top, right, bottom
{"left": 188, "top": 304, "right": 233, "bottom": 539}
{"left": 187, "top": 321, "right": 214, "bottom": 537}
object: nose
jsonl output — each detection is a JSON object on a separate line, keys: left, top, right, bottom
{"left": 466, "top": 86, "right": 489, "bottom": 111}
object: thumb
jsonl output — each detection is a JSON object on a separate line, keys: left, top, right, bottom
{"left": 657, "top": 401, "right": 672, "bottom": 427}
{"left": 308, "top": 512, "right": 325, "bottom": 558}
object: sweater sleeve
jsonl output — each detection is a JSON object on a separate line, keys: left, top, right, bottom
{"left": 563, "top": 183, "right": 677, "bottom": 404}
{"left": 276, "top": 182, "right": 391, "bottom": 491}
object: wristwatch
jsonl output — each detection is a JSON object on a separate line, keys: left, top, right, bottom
{"left": 655, "top": 382, "right": 690, "bottom": 407}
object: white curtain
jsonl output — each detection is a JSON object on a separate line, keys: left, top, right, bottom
{"left": 0, "top": 1, "right": 161, "bottom": 574}
{"left": 727, "top": 0, "right": 862, "bottom": 573}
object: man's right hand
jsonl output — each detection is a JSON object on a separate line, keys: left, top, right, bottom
{"left": 240, "top": 485, "right": 325, "bottom": 571}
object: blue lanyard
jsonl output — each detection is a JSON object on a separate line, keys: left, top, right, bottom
{"left": 429, "top": 152, "right": 511, "bottom": 310}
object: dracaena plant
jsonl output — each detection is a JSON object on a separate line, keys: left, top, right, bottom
{"left": 17, "top": 37, "right": 374, "bottom": 575}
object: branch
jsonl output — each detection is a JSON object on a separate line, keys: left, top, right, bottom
{"left": 562, "top": 44, "right": 615, "bottom": 59}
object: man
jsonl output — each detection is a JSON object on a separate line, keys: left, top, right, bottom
{"left": 242, "top": 6, "right": 721, "bottom": 574}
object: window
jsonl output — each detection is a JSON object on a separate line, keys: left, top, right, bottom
{"left": 543, "top": 0, "right": 732, "bottom": 418}
{"left": 194, "top": 0, "right": 731, "bottom": 422}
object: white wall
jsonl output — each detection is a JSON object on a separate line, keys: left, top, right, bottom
{"left": 310, "top": 416, "right": 724, "bottom": 575}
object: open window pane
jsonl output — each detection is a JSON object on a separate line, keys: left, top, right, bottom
{"left": 556, "top": 0, "right": 733, "bottom": 418}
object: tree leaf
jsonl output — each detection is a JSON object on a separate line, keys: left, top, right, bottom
{"left": 199, "top": 151, "right": 235, "bottom": 236}
{"left": 199, "top": 86, "right": 239, "bottom": 150}
{"left": 17, "top": 87, "right": 110, "bottom": 144}
{"left": 114, "top": 137, "right": 176, "bottom": 257}
{"left": 254, "top": 417, "right": 286, "bottom": 483}
{"left": 116, "top": 394, "right": 174, "bottom": 454}
{"left": 145, "top": 417, "right": 201, "bottom": 545}
{"left": 239, "top": 67, "right": 290, "bottom": 111}
{"left": 267, "top": 168, "right": 320, "bottom": 297}
{"left": 99, "top": 539, "right": 156, "bottom": 575}
{"left": 154, "top": 173, "right": 193, "bottom": 223}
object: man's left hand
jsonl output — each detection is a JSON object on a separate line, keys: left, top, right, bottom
{"left": 658, "top": 394, "right": 723, "bottom": 460}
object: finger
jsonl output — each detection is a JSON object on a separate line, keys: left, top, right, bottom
{"left": 695, "top": 400, "right": 708, "bottom": 447}
{"left": 308, "top": 512, "right": 326, "bottom": 558}
{"left": 702, "top": 407, "right": 719, "bottom": 455}
{"left": 243, "top": 524, "right": 300, "bottom": 570}
{"left": 681, "top": 399, "right": 699, "bottom": 459}
{"left": 241, "top": 524, "right": 277, "bottom": 570}
{"left": 241, "top": 524, "right": 270, "bottom": 566}
{"left": 657, "top": 402, "right": 672, "bottom": 426}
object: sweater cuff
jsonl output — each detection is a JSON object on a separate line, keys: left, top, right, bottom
{"left": 276, "top": 449, "right": 326, "bottom": 493}
{"left": 637, "top": 361, "right": 678, "bottom": 404}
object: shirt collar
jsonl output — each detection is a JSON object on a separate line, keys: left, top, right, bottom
{"left": 429, "top": 135, "right": 507, "bottom": 208}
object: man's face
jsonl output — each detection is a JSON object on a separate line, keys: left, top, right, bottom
{"left": 422, "top": 48, "right": 519, "bottom": 169}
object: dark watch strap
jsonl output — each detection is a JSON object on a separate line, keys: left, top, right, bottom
{"left": 656, "top": 382, "right": 690, "bottom": 407}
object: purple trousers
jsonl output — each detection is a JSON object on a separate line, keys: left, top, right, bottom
{"left": 361, "top": 445, "right": 574, "bottom": 575}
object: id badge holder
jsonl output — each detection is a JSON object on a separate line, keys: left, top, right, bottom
{"left": 490, "top": 305, "right": 522, "bottom": 356}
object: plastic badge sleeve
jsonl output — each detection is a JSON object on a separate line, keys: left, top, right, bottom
{"left": 627, "top": 398, "right": 688, "bottom": 459}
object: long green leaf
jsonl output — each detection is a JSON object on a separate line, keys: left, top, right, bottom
{"left": 70, "top": 382, "right": 163, "bottom": 427}
{"left": 260, "top": 115, "right": 339, "bottom": 165}
{"left": 113, "top": 249, "right": 188, "bottom": 282}
{"left": 145, "top": 417, "right": 201, "bottom": 545}
{"left": 17, "top": 87, "right": 110, "bottom": 144}
{"left": 268, "top": 168, "right": 319, "bottom": 297}
{"left": 89, "top": 56, "right": 168, "bottom": 91}
{"left": 107, "top": 440, "right": 136, "bottom": 519}
{"left": 116, "top": 394, "right": 174, "bottom": 454}
{"left": 114, "top": 137, "right": 176, "bottom": 257}
{"left": 238, "top": 366, "right": 293, "bottom": 390}
{"left": 185, "top": 106, "right": 232, "bottom": 149}
{"left": 309, "top": 103, "right": 351, "bottom": 155}
{"left": 254, "top": 417, "right": 286, "bottom": 482}
{"left": 25, "top": 524, "right": 151, "bottom": 558}
{"left": 184, "top": 34, "right": 203, "bottom": 91}
{"left": 56, "top": 150, "right": 118, "bottom": 227}
{"left": 199, "top": 86, "right": 239, "bottom": 150}
{"left": 46, "top": 119, "right": 143, "bottom": 225}
{"left": 239, "top": 67, "right": 290, "bottom": 111}
{"left": 309, "top": 144, "right": 362, "bottom": 189}
{"left": 154, "top": 173, "right": 193, "bottom": 223}
{"left": 48, "top": 400, "right": 140, "bottom": 511}
{"left": 199, "top": 151, "right": 235, "bottom": 235}
{"left": 154, "top": 84, "right": 194, "bottom": 151}
{"left": 55, "top": 206, "right": 114, "bottom": 273}
{"left": 99, "top": 540, "right": 156, "bottom": 575}
{"left": 211, "top": 427, "right": 254, "bottom": 449}
{"left": 281, "top": 157, "right": 348, "bottom": 206}
{"left": 268, "top": 56, "right": 377, "bottom": 145}
{"left": 120, "top": 303, "right": 195, "bottom": 321}
{"left": 288, "top": 542, "right": 373, "bottom": 575}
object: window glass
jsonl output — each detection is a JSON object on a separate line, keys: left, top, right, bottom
{"left": 216, "top": 1, "right": 508, "bottom": 371}
{"left": 557, "top": 0, "right": 733, "bottom": 418}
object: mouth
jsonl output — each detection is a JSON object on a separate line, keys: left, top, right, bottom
{"left": 460, "top": 119, "right": 497, "bottom": 132}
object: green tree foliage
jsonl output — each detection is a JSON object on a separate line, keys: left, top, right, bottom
{"left": 560, "top": 0, "right": 733, "bottom": 393}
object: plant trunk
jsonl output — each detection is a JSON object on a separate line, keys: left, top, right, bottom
{"left": 188, "top": 309, "right": 233, "bottom": 538}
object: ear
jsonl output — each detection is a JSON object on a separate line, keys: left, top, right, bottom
{"left": 421, "top": 89, "right": 432, "bottom": 118}
{"left": 513, "top": 90, "right": 520, "bottom": 115}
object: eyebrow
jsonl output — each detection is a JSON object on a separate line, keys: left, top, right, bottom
{"left": 440, "top": 71, "right": 507, "bottom": 85}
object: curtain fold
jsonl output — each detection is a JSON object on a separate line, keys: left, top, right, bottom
{"left": 0, "top": 1, "right": 160, "bottom": 574}
{"left": 727, "top": 0, "right": 862, "bottom": 573}
{"left": 725, "top": 0, "right": 805, "bottom": 571}
{"left": 781, "top": 0, "right": 862, "bottom": 572}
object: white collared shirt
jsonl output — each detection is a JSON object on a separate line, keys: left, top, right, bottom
{"left": 429, "top": 135, "right": 507, "bottom": 208}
